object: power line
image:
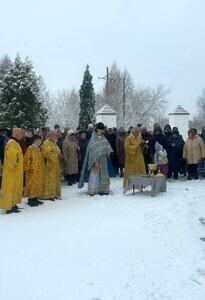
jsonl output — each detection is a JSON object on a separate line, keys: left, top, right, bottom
{"left": 135, "top": 61, "right": 205, "bottom": 78}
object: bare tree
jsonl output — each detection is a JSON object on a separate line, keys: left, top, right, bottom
{"left": 131, "top": 85, "right": 169, "bottom": 127}
{"left": 196, "top": 88, "right": 205, "bottom": 120}
{"left": 96, "top": 63, "right": 135, "bottom": 127}
{"left": 47, "top": 89, "right": 80, "bottom": 129}
{"left": 189, "top": 89, "right": 205, "bottom": 132}
{"left": 189, "top": 117, "right": 203, "bottom": 132}
{"left": 95, "top": 62, "right": 169, "bottom": 129}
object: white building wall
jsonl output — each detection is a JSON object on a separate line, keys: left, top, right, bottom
{"left": 96, "top": 114, "right": 117, "bottom": 128}
{"left": 169, "top": 114, "right": 189, "bottom": 140}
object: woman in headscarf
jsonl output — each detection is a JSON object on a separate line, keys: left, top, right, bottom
{"left": 78, "top": 122, "right": 113, "bottom": 196}
{"left": 164, "top": 124, "right": 172, "bottom": 140}
{"left": 62, "top": 129, "right": 79, "bottom": 185}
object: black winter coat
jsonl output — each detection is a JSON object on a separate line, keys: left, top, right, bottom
{"left": 167, "top": 135, "right": 184, "bottom": 167}
{"left": 149, "top": 133, "right": 167, "bottom": 155}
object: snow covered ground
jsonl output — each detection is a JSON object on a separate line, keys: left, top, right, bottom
{"left": 1, "top": 177, "right": 205, "bottom": 300}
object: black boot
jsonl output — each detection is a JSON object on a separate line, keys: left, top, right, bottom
{"left": 67, "top": 175, "right": 72, "bottom": 186}
{"left": 36, "top": 199, "right": 43, "bottom": 205}
{"left": 12, "top": 205, "right": 21, "bottom": 212}
{"left": 119, "top": 167, "right": 124, "bottom": 178}
{"left": 28, "top": 198, "right": 32, "bottom": 206}
{"left": 28, "top": 198, "right": 39, "bottom": 207}
{"left": 173, "top": 171, "right": 178, "bottom": 180}
{"left": 6, "top": 205, "right": 20, "bottom": 214}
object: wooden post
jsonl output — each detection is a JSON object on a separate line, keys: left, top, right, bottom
{"left": 122, "top": 77, "right": 126, "bottom": 128}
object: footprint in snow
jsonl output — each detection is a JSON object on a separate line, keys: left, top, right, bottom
{"left": 86, "top": 282, "right": 94, "bottom": 286}
{"left": 199, "top": 218, "right": 205, "bottom": 225}
{"left": 197, "top": 268, "right": 205, "bottom": 278}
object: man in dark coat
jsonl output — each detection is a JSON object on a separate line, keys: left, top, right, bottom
{"left": 116, "top": 127, "right": 127, "bottom": 177}
{"left": 167, "top": 129, "right": 184, "bottom": 179}
{"left": 105, "top": 128, "right": 118, "bottom": 175}
{"left": 141, "top": 126, "right": 153, "bottom": 174}
{"left": 77, "top": 131, "right": 89, "bottom": 180}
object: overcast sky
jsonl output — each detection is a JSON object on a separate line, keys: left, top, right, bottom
{"left": 1, "top": 0, "right": 205, "bottom": 116}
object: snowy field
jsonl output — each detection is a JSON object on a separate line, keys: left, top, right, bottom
{"left": 1, "top": 177, "right": 205, "bottom": 300}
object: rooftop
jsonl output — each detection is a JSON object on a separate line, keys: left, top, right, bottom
{"left": 96, "top": 104, "right": 117, "bottom": 115}
{"left": 168, "top": 105, "right": 190, "bottom": 115}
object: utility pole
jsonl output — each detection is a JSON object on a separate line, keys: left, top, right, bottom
{"left": 106, "top": 67, "right": 109, "bottom": 102}
{"left": 122, "top": 77, "right": 126, "bottom": 128}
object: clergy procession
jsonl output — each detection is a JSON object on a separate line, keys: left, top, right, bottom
{"left": 0, "top": 121, "right": 205, "bottom": 215}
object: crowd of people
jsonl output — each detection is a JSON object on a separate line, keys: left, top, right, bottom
{"left": 0, "top": 121, "right": 205, "bottom": 214}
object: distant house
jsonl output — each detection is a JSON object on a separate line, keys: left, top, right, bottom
{"left": 96, "top": 104, "right": 117, "bottom": 128}
{"left": 168, "top": 105, "right": 189, "bottom": 140}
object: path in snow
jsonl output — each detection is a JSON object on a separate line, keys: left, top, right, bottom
{"left": 0, "top": 177, "right": 205, "bottom": 300}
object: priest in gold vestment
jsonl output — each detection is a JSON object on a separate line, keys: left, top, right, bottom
{"left": 123, "top": 127, "right": 146, "bottom": 187}
{"left": 41, "top": 131, "right": 62, "bottom": 200}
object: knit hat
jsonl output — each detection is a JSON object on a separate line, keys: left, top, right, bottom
{"left": 154, "top": 127, "right": 162, "bottom": 134}
{"left": 172, "top": 128, "right": 179, "bottom": 135}
{"left": 118, "top": 127, "right": 125, "bottom": 133}
{"left": 67, "top": 129, "right": 75, "bottom": 136}
{"left": 88, "top": 123, "right": 94, "bottom": 129}
{"left": 96, "top": 122, "right": 105, "bottom": 130}
{"left": 54, "top": 124, "right": 60, "bottom": 130}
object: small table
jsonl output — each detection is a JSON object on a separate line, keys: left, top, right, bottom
{"left": 124, "top": 175, "right": 167, "bottom": 197}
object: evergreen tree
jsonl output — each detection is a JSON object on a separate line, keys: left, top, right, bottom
{"left": 0, "top": 55, "right": 12, "bottom": 79}
{"left": 78, "top": 65, "right": 95, "bottom": 129}
{"left": 0, "top": 54, "right": 48, "bottom": 128}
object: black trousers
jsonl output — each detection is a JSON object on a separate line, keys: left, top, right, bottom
{"left": 110, "top": 154, "right": 119, "bottom": 175}
{"left": 187, "top": 164, "right": 198, "bottom": 179}
{"left": 66, "top": 174, "right": 77, "bottom": 185}
{"left": 168, "top": 162, "right": 180, "bottom": 179}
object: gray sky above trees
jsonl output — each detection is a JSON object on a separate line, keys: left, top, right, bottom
{"left": 1, "top": 0, "right": 205, "bottom": 116}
